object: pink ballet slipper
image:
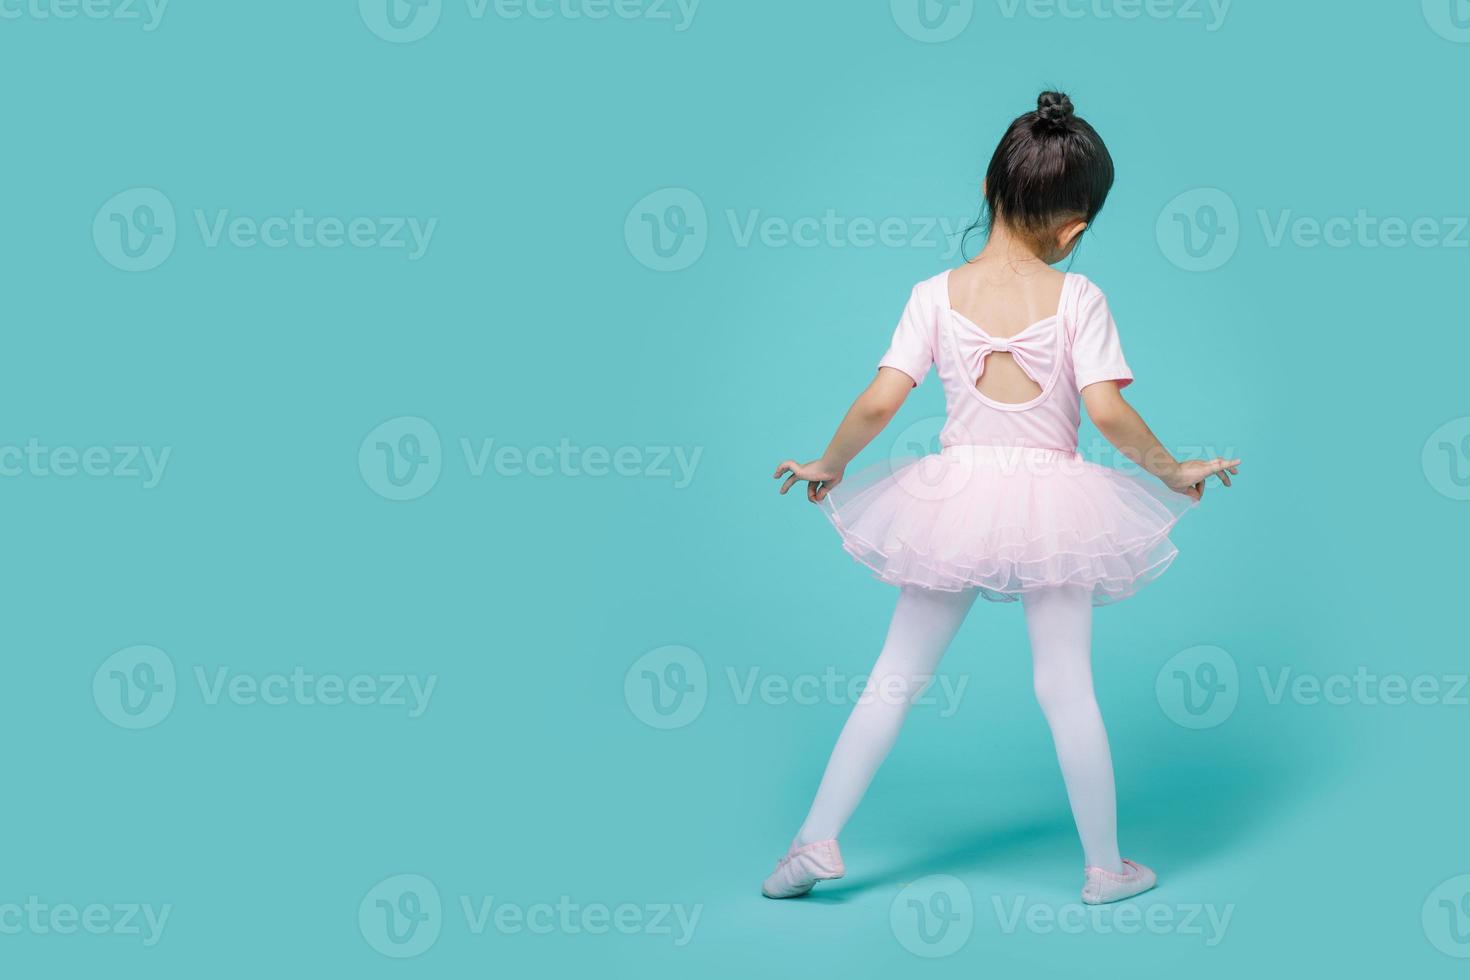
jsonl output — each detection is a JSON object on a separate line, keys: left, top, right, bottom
{"left": 761, "top": 839, "right": 845, "bottom": 899}
{"left": 1081, "top": 858, "right": 1157, "bottom": 905}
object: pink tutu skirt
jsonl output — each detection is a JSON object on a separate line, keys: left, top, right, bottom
{"left": 821, "top": 445, "right": 1195, "bottom": 605}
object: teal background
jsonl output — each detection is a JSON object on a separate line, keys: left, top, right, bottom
{"left": 3, "top": 0, "right": 1469, "bottom": 975}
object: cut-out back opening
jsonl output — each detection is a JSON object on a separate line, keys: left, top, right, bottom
{"left": 975, "top": 352, "right": 1044, "bottom": 404}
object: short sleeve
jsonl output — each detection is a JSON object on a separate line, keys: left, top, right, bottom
{"left": 1071, "top": 281, "right": 1133, "bottom": 391}
{"left": 877, "top": 285, "right": 935, "bottom": 387}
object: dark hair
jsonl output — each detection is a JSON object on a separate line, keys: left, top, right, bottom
{"left": 962, "top": 91, "right": 1114, "bottom": 258}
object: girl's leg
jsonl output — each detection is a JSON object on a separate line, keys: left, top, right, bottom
{"left": 1022, "top": 586, "right": 1125, "bottom": 873}
{"left": 794, "top": 585, "right": 978, "bottom": 846}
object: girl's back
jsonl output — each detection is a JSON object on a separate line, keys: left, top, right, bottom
{"left": 946, "top": 258, "right": 1068, "bottom": 405}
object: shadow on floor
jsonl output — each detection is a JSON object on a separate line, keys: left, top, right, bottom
{"left": 801, "top": 707, "right": 1334, "bottom": 902}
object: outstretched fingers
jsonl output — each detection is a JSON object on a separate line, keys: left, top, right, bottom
{"left": 1209, "top": 457, "right": 1241, "bottom": 487}
{"left": 774, "top": 460, "right": 801, "bottom": 495}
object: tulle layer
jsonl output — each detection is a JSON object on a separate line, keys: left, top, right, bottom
{"left": 820, "top": 445, "right": 1195, "bottom": 605}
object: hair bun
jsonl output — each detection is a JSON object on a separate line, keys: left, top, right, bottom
{"left": 1035, "top": 91, "right": 1075, "bottom": 133}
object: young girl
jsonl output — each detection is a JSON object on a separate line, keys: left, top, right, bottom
{"left": 765, "top": 92, "right": 1239, "bottom": 905}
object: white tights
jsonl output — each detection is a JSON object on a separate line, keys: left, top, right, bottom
{"left": 793, "top": 584, "right": 1125, "bottom": 873}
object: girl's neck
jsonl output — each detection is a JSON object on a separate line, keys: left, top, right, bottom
{"left": 971, "top": 223, "right": 1052, "bottom": 274}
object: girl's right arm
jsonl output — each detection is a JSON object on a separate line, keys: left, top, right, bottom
{"left": 774, "top": 367, "right": 915, "bottom": 504}
{"left": 1082, "top": 381, "right": 1239, "bottom": 501}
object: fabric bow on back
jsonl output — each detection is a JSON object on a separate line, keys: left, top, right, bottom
{"left": 948, "top": 310, "right": 1059, "bottom": 388}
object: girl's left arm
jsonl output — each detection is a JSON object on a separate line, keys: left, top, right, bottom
{"left": 1082, "top": 381, "right": 1239, "bottom": 501}
{"left": 774, "top": 367, "right": 915, "bottom": 503}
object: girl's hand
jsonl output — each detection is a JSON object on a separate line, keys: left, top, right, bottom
{"left": 1165, "top": 457, "right": 1240, "bottom": 501}
{"left": 774, "top": 458, "right": 845, "bottom": 504}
